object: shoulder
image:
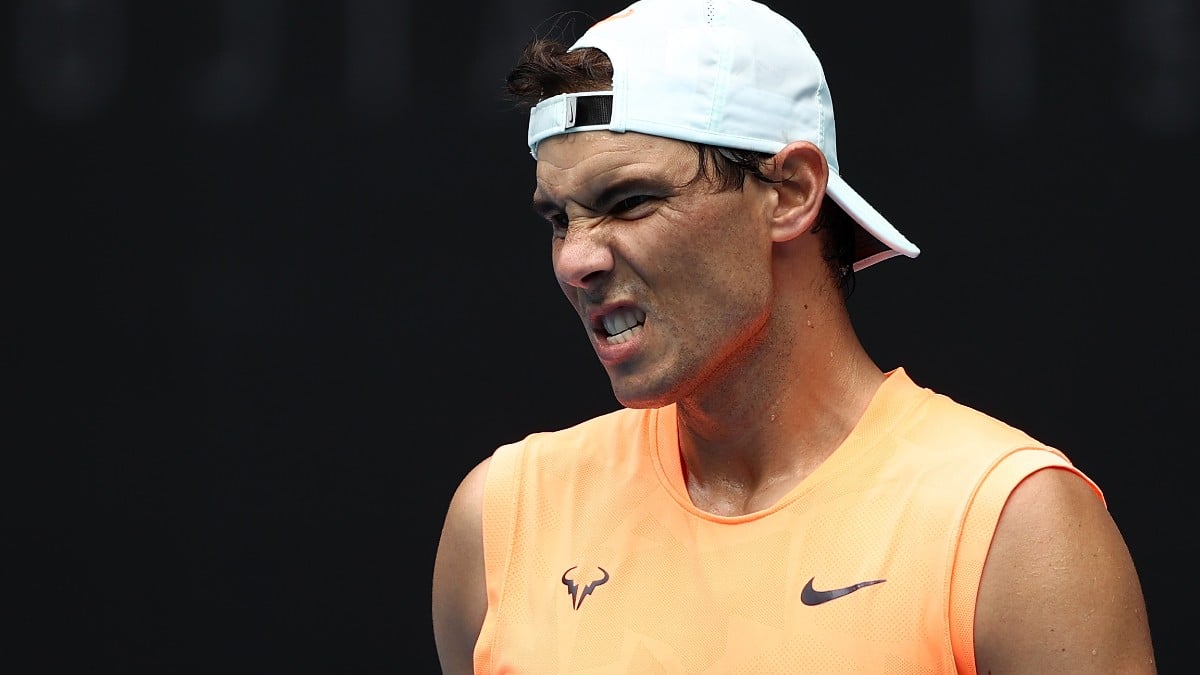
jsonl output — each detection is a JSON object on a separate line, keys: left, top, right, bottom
{"left": 431, "top": 407, "right": 648, "bottom": 672}
{"left": 880, "top": 370, "right": 1049, "bottom": 463}
{"left": 525, "top": 406, "right": 652, "bottom": 446}
{"left": 973, "top": 466, "right": 1156, "bottom": 673}
{"left": 495, "top": 406, "right": 655, "bottom": 472}
{"left": 432, "top": 456, "right": 491, "bottom": 674}
{"left": 911, "top": 387, "right": 1045, "bottom": 452}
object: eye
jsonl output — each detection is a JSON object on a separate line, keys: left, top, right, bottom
{"left": 545, "top": 212, "right": 569, "bottom": 235}
{"left": 612, "top": 195, "right": 653, "bottom": 215}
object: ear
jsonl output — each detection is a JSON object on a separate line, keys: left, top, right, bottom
{"left": 764, "top": 141, "right": 828, "bottom": 243}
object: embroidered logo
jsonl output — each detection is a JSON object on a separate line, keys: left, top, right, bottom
{"left": 800, "top": 576, "right": 886, "bottom": 606}
{"left": 561, "top": 565, "right": 610, "bottom": 610}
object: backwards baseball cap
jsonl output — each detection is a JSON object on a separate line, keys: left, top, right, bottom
{"left": 526, "top": 0, "right": 919, "bottom": 271}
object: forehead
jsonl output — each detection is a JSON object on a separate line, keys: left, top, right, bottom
{"left": 533, "top": 131, "right": 696, "bottom": 200}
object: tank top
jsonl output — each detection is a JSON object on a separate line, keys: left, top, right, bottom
{"left": 474, "top": 368, "right": 1099, "bottom": 673}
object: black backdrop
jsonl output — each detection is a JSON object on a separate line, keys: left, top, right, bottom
{"left": 6, "top": 0, "right": 1197, "bottom": 673}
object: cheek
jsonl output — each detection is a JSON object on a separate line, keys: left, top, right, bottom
{"left": 679, "top": 201, "right": 772, "bottom": 283}
{"left": 659, "top": 201, "right": 774, "bottom": 327}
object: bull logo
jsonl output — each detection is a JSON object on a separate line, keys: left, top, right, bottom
{"left": 561, "top": 565, "right": 610, "bottom": 610}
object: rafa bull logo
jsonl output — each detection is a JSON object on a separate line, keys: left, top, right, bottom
{"left": 561, "top": 565, "right": 610, "bottom": 610}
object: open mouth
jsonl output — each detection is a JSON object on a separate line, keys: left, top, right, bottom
{"left": 600, "top": 307, "right": 646, "bottom": 344}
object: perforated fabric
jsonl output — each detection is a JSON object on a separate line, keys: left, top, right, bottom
{"left": 474, "top": 369, "right": 1096, "bottom": 674}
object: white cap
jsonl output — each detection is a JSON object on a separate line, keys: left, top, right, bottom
{"left": 527, "top": 0, "right": 919, "bottom": 271}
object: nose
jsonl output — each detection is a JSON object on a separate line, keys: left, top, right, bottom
{"left": 553, "top": 223, "right": 615, "bottom": 290}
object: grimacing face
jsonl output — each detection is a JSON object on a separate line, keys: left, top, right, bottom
{"left": 531, "top": 131, "right": 781, "bottom": 408}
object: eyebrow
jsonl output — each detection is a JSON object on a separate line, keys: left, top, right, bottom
{"left": 530, "top": 194, "right": 558, "bottom": 218}
{"left": 532, "top": 175, "right": 670, "bottom": 216}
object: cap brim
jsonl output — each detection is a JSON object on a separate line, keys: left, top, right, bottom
{"left": 826, "top": 171, "right": 920, "bottom": 272}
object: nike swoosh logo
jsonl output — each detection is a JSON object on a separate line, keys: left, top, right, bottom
{"left": 800, "top": 576, "right": 886, "bottom": 606}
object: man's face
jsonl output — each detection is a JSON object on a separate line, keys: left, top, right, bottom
{"left": 532, "top": 131, "right": 778, "bottom": 408}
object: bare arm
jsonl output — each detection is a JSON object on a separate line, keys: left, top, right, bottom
{"left": 973, "top": 467, "right": 1156, "bottom": 674}
{"left": 432, "top": 457, "right": 491, "bottom": 675}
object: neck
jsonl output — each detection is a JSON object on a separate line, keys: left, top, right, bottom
{"left": 674, "top": 289, "right": 884, "bottom": 516}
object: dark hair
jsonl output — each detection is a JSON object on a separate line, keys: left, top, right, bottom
{"left": 507, "top": 39, "right": 856, "bottom": 296}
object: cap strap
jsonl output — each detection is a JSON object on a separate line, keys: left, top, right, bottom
{"left": 528, "top": 91, "right": 616, "bottom": 157}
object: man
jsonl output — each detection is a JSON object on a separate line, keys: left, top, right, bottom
{"left": 432, "top": 0, "right": 1156, "bottom": 672}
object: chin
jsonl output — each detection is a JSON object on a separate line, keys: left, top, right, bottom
{"left": 611, "top": 385, "right": 677, "bottom": 410}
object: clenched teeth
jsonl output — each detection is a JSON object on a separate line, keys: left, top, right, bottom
{"left": 602, "top": 307, "right": 646, "bottom": 343}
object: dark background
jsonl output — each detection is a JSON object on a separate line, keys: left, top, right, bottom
{"left": 6, "top": 0, "right": 1196, "bottom": 673}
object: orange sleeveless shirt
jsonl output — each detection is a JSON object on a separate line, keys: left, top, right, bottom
{"left": 474, "top": 369, "right": 1100, "bottom": 673}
